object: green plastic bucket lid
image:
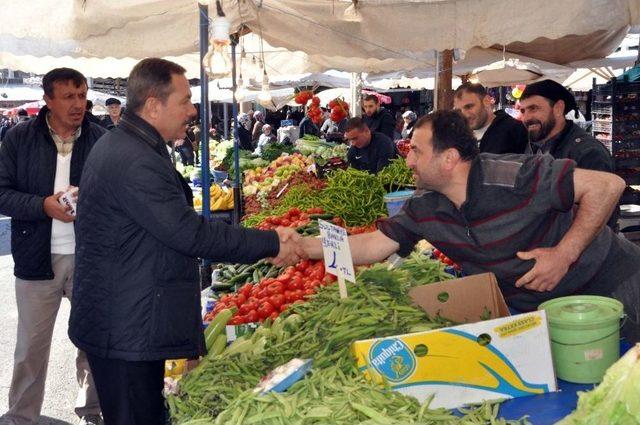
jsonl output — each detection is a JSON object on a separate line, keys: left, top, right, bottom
{"left": 539, "top": 295, "right": 623, "bottom": 327}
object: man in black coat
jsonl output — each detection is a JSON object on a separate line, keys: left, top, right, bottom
{"left": 0, "top": 68, "right": 105, "bottom": 425}
{"left": 362, "top": 94, "right": 396, "bottom": 140}
{"left": 519, "top": 79, "right": 619, "bottom": 230}
{"left": 68, "top": 58, "right": 304, "bottom": 425}
{"left": 453, "top": 82, "right": 528, "bottom": 154}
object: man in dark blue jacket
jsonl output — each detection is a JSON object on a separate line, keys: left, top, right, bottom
{"left": 0, "top": 68, "right": 105, "bottom": 425}
{"left": 362, "top": 94, "right": 396, "bottom": 140}
{"left": 69, "top": 58, "right": 304, "bottom": 425}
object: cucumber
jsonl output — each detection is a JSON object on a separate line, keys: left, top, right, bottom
{"left": 209, "top": 333, "right": 227, "bottom": 357}
{"left": 205, "top": 309, "right": 233, "bottom": 350}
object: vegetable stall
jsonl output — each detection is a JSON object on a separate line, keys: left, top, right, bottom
{"left": 163, "top": 125, "right": 639, "bottom": 424}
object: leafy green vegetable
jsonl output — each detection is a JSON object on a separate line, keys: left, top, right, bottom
{"left": 557, "top": 345, "right": 640, "bottom": 425}
{"left": 261, "top": 143, "right": 295, "bottom": 162}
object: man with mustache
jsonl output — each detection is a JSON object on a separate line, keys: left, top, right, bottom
{"left": 0, "top": 68, "right": 104, "bottom": 425}
{"left": 301, "top": 110, "right": 639, "bottom": 344}
{"left": 519, "top": 79, "right": 618, "bottom": 229}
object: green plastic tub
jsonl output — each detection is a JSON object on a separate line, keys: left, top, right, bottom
{"left": 538, "top": 295, "right": 623, "bottom": 384}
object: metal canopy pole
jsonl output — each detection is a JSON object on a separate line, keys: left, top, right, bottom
{"left": 199, "top": 2, "right": 212, "bottom": 287}
{"left": 199, "top": 3, "right": 211, "bottom": 222}
{"left": 231, "top": 35, "right": 242, "bottom": 227}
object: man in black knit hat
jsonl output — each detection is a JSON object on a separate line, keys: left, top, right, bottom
{"left": 519, "top": 79, "right": 618, "bottom": 230}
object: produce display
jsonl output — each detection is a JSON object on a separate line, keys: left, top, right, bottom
{"left": 168, "top": 259, "right": 529, "bottom": 424}
{"left": 377, "top": 157, "right": 415, "bottom": 192}
{"left": 242, "top": 154, "right": 312, "bottom": 197}
{"left": 243, "top": 173, "right": 326, "bottom": 218}
{"left": 319, "top": 167, "right": 387, "bottom": 226}
{"left": 295, "top": 135, "right": 349, "bottom": 165}
{"left": 193, "top": 184, "right": 234, "bottom": 211}
{"left": 212, "top": 259, "right": 283, "bottom": 290}
{"left": 206, "top": 259, "right": 336, "bottom": 325}
{"left": 255, "top": 207, "right": 328, "bottom": 231}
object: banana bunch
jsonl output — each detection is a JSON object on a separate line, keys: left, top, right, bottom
{"left": 210, "top": 185, "right": 234, "bottom": 211}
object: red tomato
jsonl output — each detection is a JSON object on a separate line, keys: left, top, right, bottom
{"left": 279, "top": 303, "right": 291, "bottom": 312}
{"left": 284, "top": 290, "right": 296, "bottom": 303}
{"left": 310, "top": 280, "right": 322, "bottom": 288}
{"left": 293, "top": 289, "right": 304, "bottom": 300}
{"left": 245, "top": 310, "right": 259, "bottom": 323}
{"left": 238, "top": 283, "right": 253, "bottom": 298}
{"left": 238, "top": 303, "right": 252, "bottom": 315}
{"left": 280, "top": 218, "right": 291, "bottom": 226}
{"left": 266, "top": 281, "right": 285, "bottom": 296}
{"left": 295, "top": 260, "right": 310, "bottom": 272}
{"left": 269, "top": 312, "right": 279, "bottom": 321}
{"left": 255, "top": 289, "right": 268, "bottom": 299}
{"left": 288, "top": 276, "right": 303, "bottom": 290}
{"left": 303, "top": 288, "right": 316, "bottom": 297}
{"left": 271, "top": 217, "right": 282, "bottom": 225}
{"left": 228, "top": 316, "right": 242, "bottom": 325}
{"left": 309, "top": 271, "right": 324, "bottom": 281}
{"left": 269, "top": 294, "right": 285, "bottom": 309}
{"left": 236, "top": 293, "right": 247, "bottom": 305}
{"left": 257, "top": 301, "right": 275, "bottom": 319}
{"left": 276, "top": 273, "right": 291, "bottom": 283}
{"left": 289, "top": 207, "right": 301, "bottom": 216}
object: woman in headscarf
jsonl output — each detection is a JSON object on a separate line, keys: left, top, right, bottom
{"left": 236, "top": 113, "right": 254, "bottom": 150}
{"left": 401, "top": 110, "right": 418, "bottom": 139}
{"left": 251, "top": 110, "right": 266, "bottom": 145}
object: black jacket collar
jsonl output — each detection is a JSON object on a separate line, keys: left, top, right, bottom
{"left": 119, "top": 111, "right": 167, "bottom": 152}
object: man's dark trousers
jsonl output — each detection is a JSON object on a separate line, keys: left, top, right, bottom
{"left": 86, "top": 354, "right": 166, "bottom": 425}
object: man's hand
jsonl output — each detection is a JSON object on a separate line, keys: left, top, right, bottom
{"left": 515, "top": 247, "right": 573, "bottom": 292}
{"left": 43, "top": 192, "right": 74, "bottom": 223}
{"left": 301, "top": 236, "right": 323, "bottom": 260}
{"left": 269, "top": 227, "right": 307, "bottom": 267}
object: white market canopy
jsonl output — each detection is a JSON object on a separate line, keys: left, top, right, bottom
{"left": 224, "top": 0, "right": 639, "bottom": 67}
{"left": 0, "top": 1, "right": 638, "bottom": 91}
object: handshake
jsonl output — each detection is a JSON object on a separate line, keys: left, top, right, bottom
{"left": 269, "top": 227, "right": 320, "bottom": 267}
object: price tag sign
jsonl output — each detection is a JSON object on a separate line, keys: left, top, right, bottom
{"left": 318, "top": 219, "right": 355, "bottom": 298}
